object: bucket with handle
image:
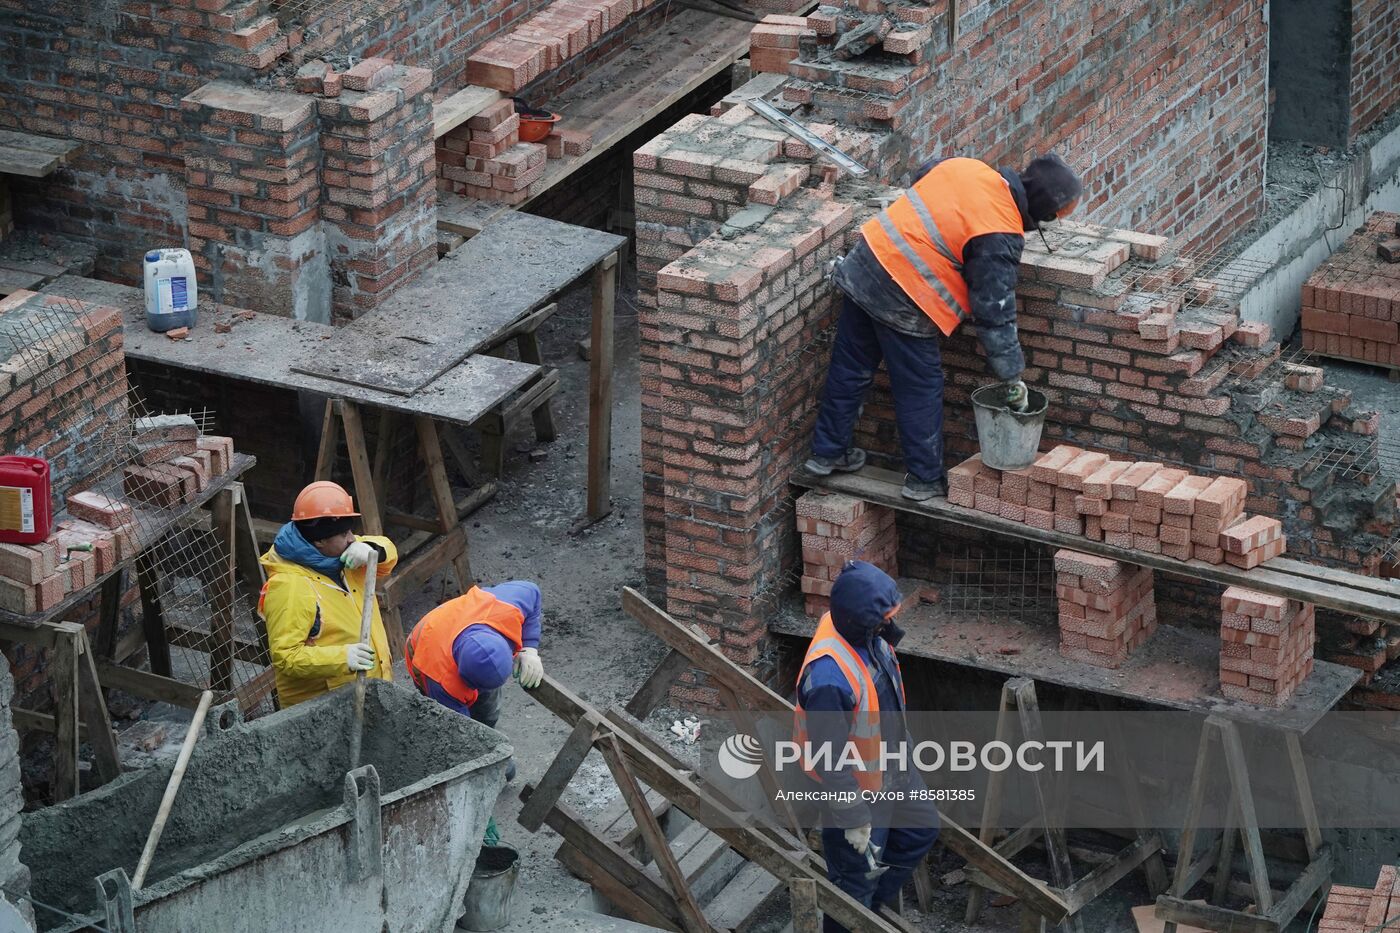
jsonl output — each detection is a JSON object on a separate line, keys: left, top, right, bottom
{"left": 971, "top": 384, "right": 1048, "bottom": 471}
{"left": 458, "top": 845, "right": 520, "bottom": 932}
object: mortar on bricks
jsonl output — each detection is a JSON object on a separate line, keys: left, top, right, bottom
{"left": 20, "top": 680, "right": 511, "bottom": 933}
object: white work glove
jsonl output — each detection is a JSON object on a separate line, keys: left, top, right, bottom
{"left": 844, "top": 823, "right": 872, "bottom": 854}
{"left": 1003, "top": 379, "right": 1030, "bottom": 412}
{"left": 514, "top": 647, "right": 544, "bottom": 689}
{"left": 823, "top": 253, "right": 845, "bottom": 285}
{"left": 340, "top": 541, "right": 375, "bottom": 570}
{"left": 345, "top": 642, "right": 376, "bottom": 672}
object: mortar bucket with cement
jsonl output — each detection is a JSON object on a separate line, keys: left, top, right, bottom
{"left": 970, "top": 383, "right": 1049, "bottom": 471}
{"left": 457, "top": 845, "right": 520, "bottom": 931}
{"left": 20, "top": 681, "right": 512, "bottom": 933}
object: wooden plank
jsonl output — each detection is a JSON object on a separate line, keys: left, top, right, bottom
{"left": 1167, "top": 726, "right": 1217, "bottom": 905}
{"left": 208, "top": 488, "right": 237, "bottom": 693}
{"left": 0, "top": 129, "right": 80, "bottom": 159}
{"left": 134, "top": 552, "right": 172, "bottom": 677}
{"left": 95, "top": 659, "right": 204, "bottom": 708}
{"left": 793, "top": 467, "right": 1400, "bottom": 622}
{"left": 414, "top": 416, "right": 458, "bottom": 533}
{"left": 0, "top": 267, "right": 46, "bottom": 295}
{"left": 587, "top": 251, "right": 618, "bottom": 521}
{"left": 10, "top": 706, "right": 87, "bottom": 738}
{"left": 598, "top": 735, "right": 718, "bottom": 933}
{"left": 965, "top": 679, "right": 1018, "bottom": 923}
{"left": 292, "top": 212, "right": 622, "bottom": 396}
{"left": 378, "top": 525, "right": 468, "bottom": 601}
{"left": 1284, "top": 733, "right": 1323, "bottom": 858}
{"left": 518, "top": 713, "right": 602, "bottom": 833}
{"left": 433, "top": 85, "right": 502, "bottom": 138}
{"left": 557, "top": 842, "right": 682, "bottom": 931}
{"left": 1012, "top": 681, "right": 1083, "bottom": 933}
{"left": 75, "top": 629, "right": 122, "bottom": 784}
{"left": 314, "top": 397, "right": 341, "bottom": 481}
{"left": 51, "top": 626, "right": 81, "bottom": 801}
{"left": 1154, "top": 896, "right": 1279, "bottom": 933}
{"left": 0, "top": 144, "right": 60, "bottom": 178}
{"left": 339, "top": 401, "right": 384, "bottom": 536}
{"left": 1062, "top": 837, "right": 1162, "bottom": 913}
{"left": 520, "top": 7, "right": 756, "bottom": 207}
{"left": 1263, "top": 844, "right": 1331, "bottom": 926}
{"left": 625, "top": 648, "right": 692, "bottom": 718}
{"left": 522, "top": 785, "right": 685, "bottom": 929}
{"left": 1217, "top": 721, "right": 1272, "bottom": 914}
{"left": 790, "top": 877, "right": 821, "bottom": 933}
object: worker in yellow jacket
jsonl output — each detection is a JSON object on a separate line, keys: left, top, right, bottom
{"left": 259, "top": 481, "right": 397, "bottom": 707}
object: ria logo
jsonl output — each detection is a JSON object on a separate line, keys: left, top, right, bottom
{"left": 718, "top": 733, "right": 765, "bottom": 779}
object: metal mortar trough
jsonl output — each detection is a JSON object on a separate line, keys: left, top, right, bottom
{"left": 20, "top": 680, "right": 512, "bottom": 933}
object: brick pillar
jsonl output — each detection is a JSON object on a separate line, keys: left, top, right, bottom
{"left": 0, "top": 653, "right": 31, "bottom": 927}
{"left": 1220, "top": 587, "right": 1315, "bottom": 706}
{"left": 1054, "top": 550, "right": 1157, "bottom": 669}
{"left": 796, "top": 491, "right": 897, "bottom": 617}
{"left": 317, "top": 59, "right": 437, "bottom": 323}
{"left": 182, "top": 82, "right": 329, "bottom": 322}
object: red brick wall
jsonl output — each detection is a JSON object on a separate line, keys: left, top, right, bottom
{"left": 784, "top": 0, "right": 1269, "bottom": 253}
{"left": 0, "top": 291, "right": 127, "bottom": 508}
{"left": 1350, "top": 0, "right": 1400, "bottom": 142}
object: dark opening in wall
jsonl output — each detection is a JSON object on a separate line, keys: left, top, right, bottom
{"left": 1268, "top": 0, "right": 1352, "bottom": 148}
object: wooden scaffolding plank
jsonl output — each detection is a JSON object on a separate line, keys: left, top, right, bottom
{"left": 433, "top": 85, "right": 502, "bottom": 138}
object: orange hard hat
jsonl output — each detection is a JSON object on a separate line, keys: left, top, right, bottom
{"left": 291, "top": 481, "right": 360, "bottom": 521}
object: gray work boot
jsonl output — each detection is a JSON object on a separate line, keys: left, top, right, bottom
{"left": 901, "top": 475, "right": 948, "bottom": 501}
{"left": 804, "top": 448, "right": 867, "bottom": 476}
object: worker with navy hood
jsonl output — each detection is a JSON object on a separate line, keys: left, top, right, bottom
{"left": 794, "top": 561, "right": 940, "bottom": 930}
{"left": 806, "top": 153, "right": 1083, "bottom": 501}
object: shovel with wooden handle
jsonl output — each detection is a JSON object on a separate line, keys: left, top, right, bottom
{"left": 132, "top": 689, "right": 215, "bottom": 890}
{"left": 347, "top": 549, "right": 379, "bottom": 772}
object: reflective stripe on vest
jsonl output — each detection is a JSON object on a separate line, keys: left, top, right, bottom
{"left": 405, "top": 587, "right": 524, "bottom": 708}
{"left": 860, "top": 158, "right": 1025, "bottom": 337}
{"left": 793, "top": 614, "right": 884, "bottom": 793}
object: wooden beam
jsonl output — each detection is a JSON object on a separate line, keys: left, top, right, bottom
{"left": 518, "top": 713, "right": 602, "bottom": 833}
{"left": 586, "top": 251, "right": 618, "bottom": 521}
{"left": 1264, "top": 844, "right": 1332, "bottom": 926}
{"left": 50, "top": 626, "right": 81, "bottom": 801}
{"left": 793, "top": 467, "right": 1400, "bottom": 622}
{"left": 75, "top": 628, "right": 122, "bottom": 784}
{"left": 10, "top": 707, "right": 87, "bottom": 737}
{"left": 135, "top": 552, "right": 172, "bottom": 677}
{"left": 208, "top": 488, "right": 237, "bottom": 693}
{"left": 433, "top": 85, "right": 503, "bottom": 138}
{"left": 790, "top": 877, "right": 821, "bottom": 933}
{"left": 95, "top": 659, "right": 204, "bottom": 708}
{"left": 1154, "top": 896, "right": 1279, "bottom": 933}
{"left": 1062, "top": 836, "right": 1162, "bottom": 913}
{"left": 624, "top": 648, "right": 692, "bottom": 718}
{"left": 166, "top": 623, "right": 269, "bottom": 665}
{"left": 521, "top": 785, "right": 685, "bottom": 929}
{"left": 338, "top": 401, "right": 384, "bottom": 536}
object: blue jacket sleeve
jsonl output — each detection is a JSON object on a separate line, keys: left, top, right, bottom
{"left": 483, "top": 581, "right": 542, "bottom": 648}
{"left": 799, "top": 658, "right": 872, "bottom": 828}
{"left": 962, "top": 232, "right": 1027, "bottom": 382}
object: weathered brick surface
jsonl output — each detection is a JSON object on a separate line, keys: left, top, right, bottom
{"left": 1350, "top": 1, "right": 1400, "bottom": 142}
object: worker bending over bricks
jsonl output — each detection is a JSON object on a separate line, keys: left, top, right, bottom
{"left": 794, "top": 562, "right": 939, "bottom": 931}
{"left": 258, "top": 482, "right": 397, "bottom": 707}
{"left": 405, "top": 580, "right": 546, "bottom": 782}
{"left": 805, "top": 154, "right": 1083, "bottom": 501}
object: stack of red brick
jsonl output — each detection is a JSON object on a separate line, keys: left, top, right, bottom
{"left": 1220, "top": 586, "right": 1315, "bottom": 707}
{"left": 949, "top": 446, "right": 1286, "bottom": 568}
{"left": 0, "top": 418, "right": 236, "bottom": 615}
{"left": 1302, "top": 211, "right": 1400, "bottom": 367}
{"left": 122, "top": 416, "right": 236, "bottom": 509}
{"left": 436, "top": 99, "right": 548, "bottom": 206}
{"left": 797, "top": 490, "right": 897, "bottom": 617}
{"left": 1054, "top": 550, "right": 1157, "bottom": 669}
{"left": 749, "top": 15, "right": 819, "bottom": 76}
{"left": 466, "top": 0, "right": 661, "bottom": 93}
{"left": 1317, "top": 864, "right": 1400, "bottom": 931}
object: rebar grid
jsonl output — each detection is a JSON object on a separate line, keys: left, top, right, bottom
{"left": 938, "top": 543, "right": 1058, "bottom": 626}
{"left": 4, "top": 296, "right": 273, "bottom": 711}
{"left": 270, "top": 0, "right": 381, "bottom": 29}
{"left": 1301, "top": 435, "right": 1381, "bottom": 484}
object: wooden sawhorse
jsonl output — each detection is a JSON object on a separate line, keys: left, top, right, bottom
{"left": 964, "top": 677, "right": 1168, "bottom": 932}
{"left": 1156, "top": 716, "right": 1331, "bottom": 933}
{"left": 314, "top": 398, "right": 476, "bottom": 658}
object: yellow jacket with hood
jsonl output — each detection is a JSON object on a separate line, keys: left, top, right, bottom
{"left": 258, "top": 534, "right": 397, "bottom": 707}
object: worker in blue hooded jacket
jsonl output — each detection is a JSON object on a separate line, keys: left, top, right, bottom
{"left": 405, "top": 581, "right": 545, "bottom": 781}
{"left": 794, "top": 561, "right": 940, "bottom": 930}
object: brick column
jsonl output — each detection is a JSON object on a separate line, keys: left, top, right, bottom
{"left": 317, "top": 59, "right": 437, "bottom": 322}
{"left": 796, "top": 490, "right": 897, "bottom": 617}
{"left": 1054, "top": 550, "right": 1157, "bottom": 669}
{"left": 1220, "top": 587, "right": 1315, "bottom": 706}
{"left": 182, "top": 82, "right": 329, "bottom": 322}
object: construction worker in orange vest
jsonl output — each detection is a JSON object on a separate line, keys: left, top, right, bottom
{"left": 259, "top": 481, "right": 397, "bottom": 707}
{"left": 794, "top": 561, "right": 939, "bottom": 931}
{"left": 404, "top": 582, "right": 545, "bottom": 782}
{"left": 806, "top": 154, "right": 1083, "bottom": 500}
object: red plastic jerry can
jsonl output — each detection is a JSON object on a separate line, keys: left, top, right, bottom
{"left": 0, "top": 456, "right": 52, "bottom": 545}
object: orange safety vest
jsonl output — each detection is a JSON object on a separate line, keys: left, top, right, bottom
{"left": 405, "top": 587, "right": 524, "bottom": 707}
{"left": 792, "top": 613, "right": 905, "bottom": 793}
{"left": 860, "top": 157, "right": 1025, "bottom": 336}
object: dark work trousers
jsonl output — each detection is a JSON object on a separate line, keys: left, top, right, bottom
{"left": 469, "top": 686, "right": 502, "bottom": 728}
{"left": 810, "top": 296, "right": 947, "bottom": 483}
{"left": 818, "top": 769, "right": 941, "bottom": 932}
